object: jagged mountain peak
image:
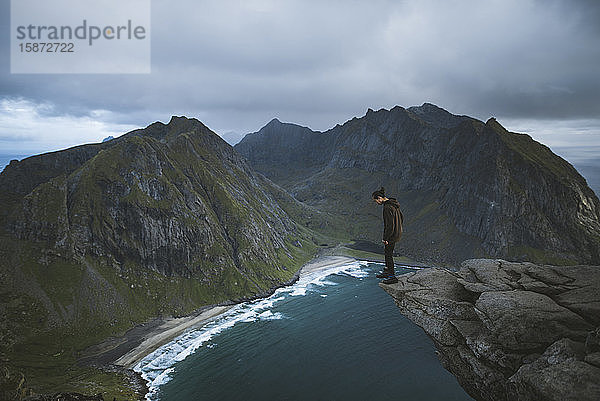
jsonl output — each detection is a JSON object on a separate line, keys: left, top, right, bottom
{"left": 407, "top": 102, "right": 472, "bottom": 128}
{"left": 362, "top": 106, "right": 407, "bottom": 120}
{"left": 168, "top": 114, "right": 199, "bottom": 124}
{"left": 343, "top": 103, "right": 470, "bottom": 131}
{"left": 0, "top": 115, "right": 239, "bottom": 201}
{"left": 261, "top": 117, "right": 313, "bottom": 131}
{"left": 236, "top": 103, "right": 600, "bottom": 264}
{"left": 133, "top": 115, "right": 213, "bottom": 141}
{"left": 485, "top": 116, "right": 502, "bottom": 129}
{"left": 124, "top": 116, "right": 251, "bottom": 166}
{"left": 408, "top": 102, "right": 449, "bottom": 114}
{"left": 243, "top": 118, "right": 317, "bottom": 144}
{"left": 166, "top": 115, "right": 208, "bottom": 132}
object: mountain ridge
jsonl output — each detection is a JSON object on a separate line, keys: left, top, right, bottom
{"left": 0, "top": 116, "right": 327, "bottom": 398}
{"left": 2, "top": 104, "right": 599, "bottom": 398}
{"left": 235, "top": 103, "right": 600, "bottom": 265}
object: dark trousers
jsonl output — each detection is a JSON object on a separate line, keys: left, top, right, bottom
{"left": 384, "top": 242, "right": 395, "bottom": 275}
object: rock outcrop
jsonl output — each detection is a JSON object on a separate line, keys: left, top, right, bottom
{"left": 236, "top": 104, "right": 600, "bottom": 264}
{"left": 380, "top": 259, "right": 600, "bottom": 401}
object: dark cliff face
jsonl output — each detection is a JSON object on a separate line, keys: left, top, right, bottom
{"left": 236, "top": 118, "right": 332, "bottom": 183}
{"left": 235, "top": 103, "right": 600, "bottom": 264}
{"left": 3, "top": 116, "right": 306, "bottom": 280}
{"left": 0, "top": 116, "right": 319, "bottom": 390}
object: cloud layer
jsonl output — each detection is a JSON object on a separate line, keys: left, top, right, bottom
{"left": 1, "top": 0, "right": 599, "bottom": 147}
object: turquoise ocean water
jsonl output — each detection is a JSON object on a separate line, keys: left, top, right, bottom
{"left": 135, "top": 261, "right": 474, "bottom": 401}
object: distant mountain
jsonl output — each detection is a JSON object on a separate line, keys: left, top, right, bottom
{"left": 235, "top": 103, "right": 600, "bottom": 265}
{"left": 0, "top": 116, "right": 323, "bottom": 395}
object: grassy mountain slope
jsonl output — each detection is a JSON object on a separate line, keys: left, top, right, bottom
{"left": 0, "top": 117, "right": 333, "bottom": 398}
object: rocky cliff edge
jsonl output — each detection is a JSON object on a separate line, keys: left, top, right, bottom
{"left": 380, "top": 259, "right": 600, "bottom": 401}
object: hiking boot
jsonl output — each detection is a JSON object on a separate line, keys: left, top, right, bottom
{"left": 381, "top": 275, "right": 398, "bottom": 284}
{"left": 376, "top": 271, "right": 391, "bottom": 278}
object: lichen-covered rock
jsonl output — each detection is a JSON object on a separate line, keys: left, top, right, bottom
{"left": 508, "top": 338, "right": 600, "bottom": 401}
{"left": 475, "top": 291, "right": 592, "bottom": 349}
{"left": 381, "top": 259, "right": 600, "bottom": 401}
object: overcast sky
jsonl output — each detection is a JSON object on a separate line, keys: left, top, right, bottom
{"left": 1, "top": 0, "right": 599, "bottom": 167}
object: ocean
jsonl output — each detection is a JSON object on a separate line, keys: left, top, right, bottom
{"left": 0, "top": 154, "right": 29, "bottom": 173}
{"left": 135, "top": 261, "right": 474, "bottom": 401}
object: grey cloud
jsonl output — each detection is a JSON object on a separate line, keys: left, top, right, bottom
{"left": 0, "top": 133, "right": 35, "bottom": 141}
{"left": 1, "top": 0, "right": 600, "bottom": 137}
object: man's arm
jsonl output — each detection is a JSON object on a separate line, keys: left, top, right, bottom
{"left": 383, "top": 206, "right": 394, "bottom": 242}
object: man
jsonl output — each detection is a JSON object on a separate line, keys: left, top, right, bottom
{"left": 372, "top": 187, "right": 403, "bottom": 284}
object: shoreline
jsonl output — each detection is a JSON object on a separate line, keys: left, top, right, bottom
{"left": 80, "top": 253, "right": 358, "bottom": 373}
{"left": 114, "top": 305, "right": 233, "bottom": 369}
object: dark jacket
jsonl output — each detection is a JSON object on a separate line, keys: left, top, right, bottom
{"left": 383, "top": 198, "right": 403, "bottom": 243}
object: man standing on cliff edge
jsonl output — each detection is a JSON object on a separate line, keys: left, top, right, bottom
{"left": 372, "top": 187, "right": 403, "bottom": 284}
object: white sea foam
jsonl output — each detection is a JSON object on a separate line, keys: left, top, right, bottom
{"left": 289, "top": 287, "right": 307, "bottom": 296}
{"left": 258, "top": 310, "right": 284, "bottom": 320}
{"left": 397, "top": 264, "right": 428, "bottom": 270}
{"left": 135, "top": 259, "right": 371, "bottom": 400}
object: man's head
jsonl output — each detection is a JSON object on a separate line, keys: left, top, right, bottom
{"left": 372, "top": 187, "right": 387, "bottom": 205}
{"left": 373, "top": 196, "right": 386, "bottom": 205}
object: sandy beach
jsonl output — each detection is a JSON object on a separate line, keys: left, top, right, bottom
{"left": 81, "top": 254, "right": 358, "bottom": 370}
{"left": 299, "top": 255, "right": 357, "bottom": 275}
{"left": 114, "top": 305, "right": 232, "bottom": 368}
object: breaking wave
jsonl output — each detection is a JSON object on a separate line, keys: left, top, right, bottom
{"left": 135, "top": 260, "right": 370, "bottom": 400}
